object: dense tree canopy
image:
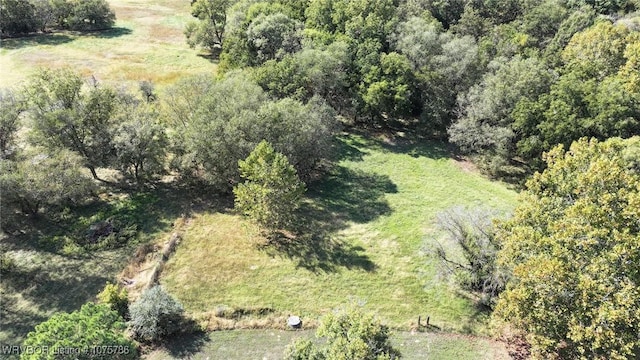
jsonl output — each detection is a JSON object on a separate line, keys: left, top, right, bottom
{"left": 0, "top": 0, "right": 115, "bottom": 35}
{"left": 495, "top": 137, "right": 640, "bottom": 359}
{"left": 185, "top": 0, "right": 233, "bottom": 50}
{"left": 170, "top": 72, "right": 336, "bottom": 190}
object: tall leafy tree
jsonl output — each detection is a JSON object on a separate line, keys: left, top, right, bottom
{"left": 495, "top": 137, "right": 640, "bottom": 359}
{"left": 246, "top": 12, "right": 303, "bottom": 63}
{"left": 65, "top": 0, "right": 115, "bottom": 31}
{"left": 0, "top": 0, "right": 38, "bottom": 35}
{"left": 233, "top": 140, "right": 305, "bottom": 230}
{"left": 113, "top": 104, "right": 167, "bottom": 182}
{"left": 173, "top": 72, "right": 335, "bottom": 190}
{"left": 27, "top": 69, "right": 119, "bottom": 180}
{"left": 185, "top": 0, "right": 233, "bottom": 51}
{"left": 449, "top": 56, "right": 552, "bottom": 175}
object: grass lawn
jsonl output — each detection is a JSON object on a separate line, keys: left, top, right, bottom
{"left": 146, "top": 329, "right": 511, "bottom": 360}
{"left": 0, "top": 0, "right": 217, "bottom": 90}
{"left": 161, "top": 133, "right": 519, "bottom": 343}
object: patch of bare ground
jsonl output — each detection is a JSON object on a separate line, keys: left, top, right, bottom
{"left": 120, "top": 216, "right": 191, "bottom": 300}
{"left": 453, "top": 157, "right": 480, "bottom": 173}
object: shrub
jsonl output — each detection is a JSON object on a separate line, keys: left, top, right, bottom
{"left": 284, "top": 305, "right": 401, "bottom": 360}
{"left": 128, "top": 286, "right": 184, "bottom": 343}
{"left": 433, "top": 206, "right": 508, "bottom": 306}
{"left": 97, "top": 282, "right": 129, "bottom": 320}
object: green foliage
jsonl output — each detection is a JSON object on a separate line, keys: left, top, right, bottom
{"left": 0, "top": 89, "right": 24, "bottom": 159}
{"left": 65, "top": 0, "right": 115, "bottom": 31}
{"left": 233, "top": 140, "right": 305, "bottom": 230}
{"left": 392, "top": 16, "right": 480, "bottom": 130}
{"left": 0, "top": 0, "right": 115, "bottom": 35}
{"left": 284, "top": 305, "right": 401, "bottom": 360}
{"left": 185, "top": 0, "right": 232, "bottom": 50}
{"left": 513, "top": 21, "right": 640, "bottom": 169}
{"left": 128, "top": 285, "right": 184, "bottom": 343}
{"left": 0, "top": 148, "right": 95, "bottom": 215}
{"left": 172, "top": 72, "right": 335, "bottom": 190}
{"left": 21, "top": 302, "right": 137, "bottom": 360}
{"left": 449, "top": 56, "right": 552, "bottom": 175}
{"left": 26, "top": 68, "right": 119, "bottom": 180}
{"left": 246, "top": 12, "right": 303, "bottom": 63}
{"left": 562, "top": 21, "right": 636, "bottom": 79}
{"left": 113, "top": 104, "right": 167, "bottom": 182}
{"left": 433, "top": 207, "right": 508, "bottom": 306}
{"left": 0, "top": 0, "right": 38, "bottom": 35}
{"left": 361, "top": 52, "right": 416, "bottom": 119}
{"left": 219, "top": 0, "right": 299, "bottom": 69}
{"left": 495, "top": 137, "right": 640, "bottom": 359}
{"left": 97, "top": 282, "right": 129, "bottom": 320}
{"left": 566, "top": 0, "right": 636, "bottom": 14}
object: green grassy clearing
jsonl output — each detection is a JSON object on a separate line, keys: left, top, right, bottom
{"left": 0, "top": 0, "right": 217, "bottom": 90}
{"left": 146, "top": 329, "right": 510, "bottom": 360}
{"left": 161, "top": 133, "right": 518, "bottom": 341}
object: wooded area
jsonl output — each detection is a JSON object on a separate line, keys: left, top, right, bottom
{"left": 1, "top": 0, "right": 640, "bottom": 358}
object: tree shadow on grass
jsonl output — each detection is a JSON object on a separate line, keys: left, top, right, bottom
{"left": 261, "top": 232, "right": 377, "bottom": 273}
{"left": 304, "top": 165, "right": 397, "bottom": 228}
{"left": 0, "top": 264, "right": 118, "bottom": 344}
{"left": 0, "top": 33, "right": 74, "bottom": 49}
{"left": 348, "top": 128, "right": 454, "bottom": 160}
{"left": 83, "top": 27, "right": 132, "bottom": 39}
{"left": 162, "top": 329, "right": 210, "bottom": 358}
{"left": 1, "top": 181, "right": 231, "bottom": 255}
{"left": 0, "top": 27, "right": 132, "bottom": 49}
{"left": 260, "top": 165, "right": 396, "bottom": 273}
{"left": 197, "top": 46, "right": 222, "bottom": 63}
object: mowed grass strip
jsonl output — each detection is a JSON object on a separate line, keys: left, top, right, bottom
{"left": 161, "top": 134, "right": 518, "bottom": 334}
{"left": 0, "top": 0, "right": 217, "bottom": 89}
{"left": 145, "top": 329, "right": 510, "bottom": 360}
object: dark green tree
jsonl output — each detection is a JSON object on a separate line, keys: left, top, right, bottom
{"left": 173, "top": 72, "right": 335, "bottom": 190}
{"left": 113, "top": 104, "right": 167, "bottom": 182}
{"left": 21, "top": 303, "right": 137, "bottom": 360}
{"left": 0, "top": 0, "right": 38, "bottom": 35}
{"left": 234, "top": 140, "right": 305, "bottom": 230}
{"left": 66, "top": 0, "right": 115, "bottom": 31}
{"left": 246, "top": 12, "right": 303, "bottom": 63}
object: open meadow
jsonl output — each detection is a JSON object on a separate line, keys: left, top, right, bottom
{"left": 0, "top": 0, "right": 217, "bottom": 89}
